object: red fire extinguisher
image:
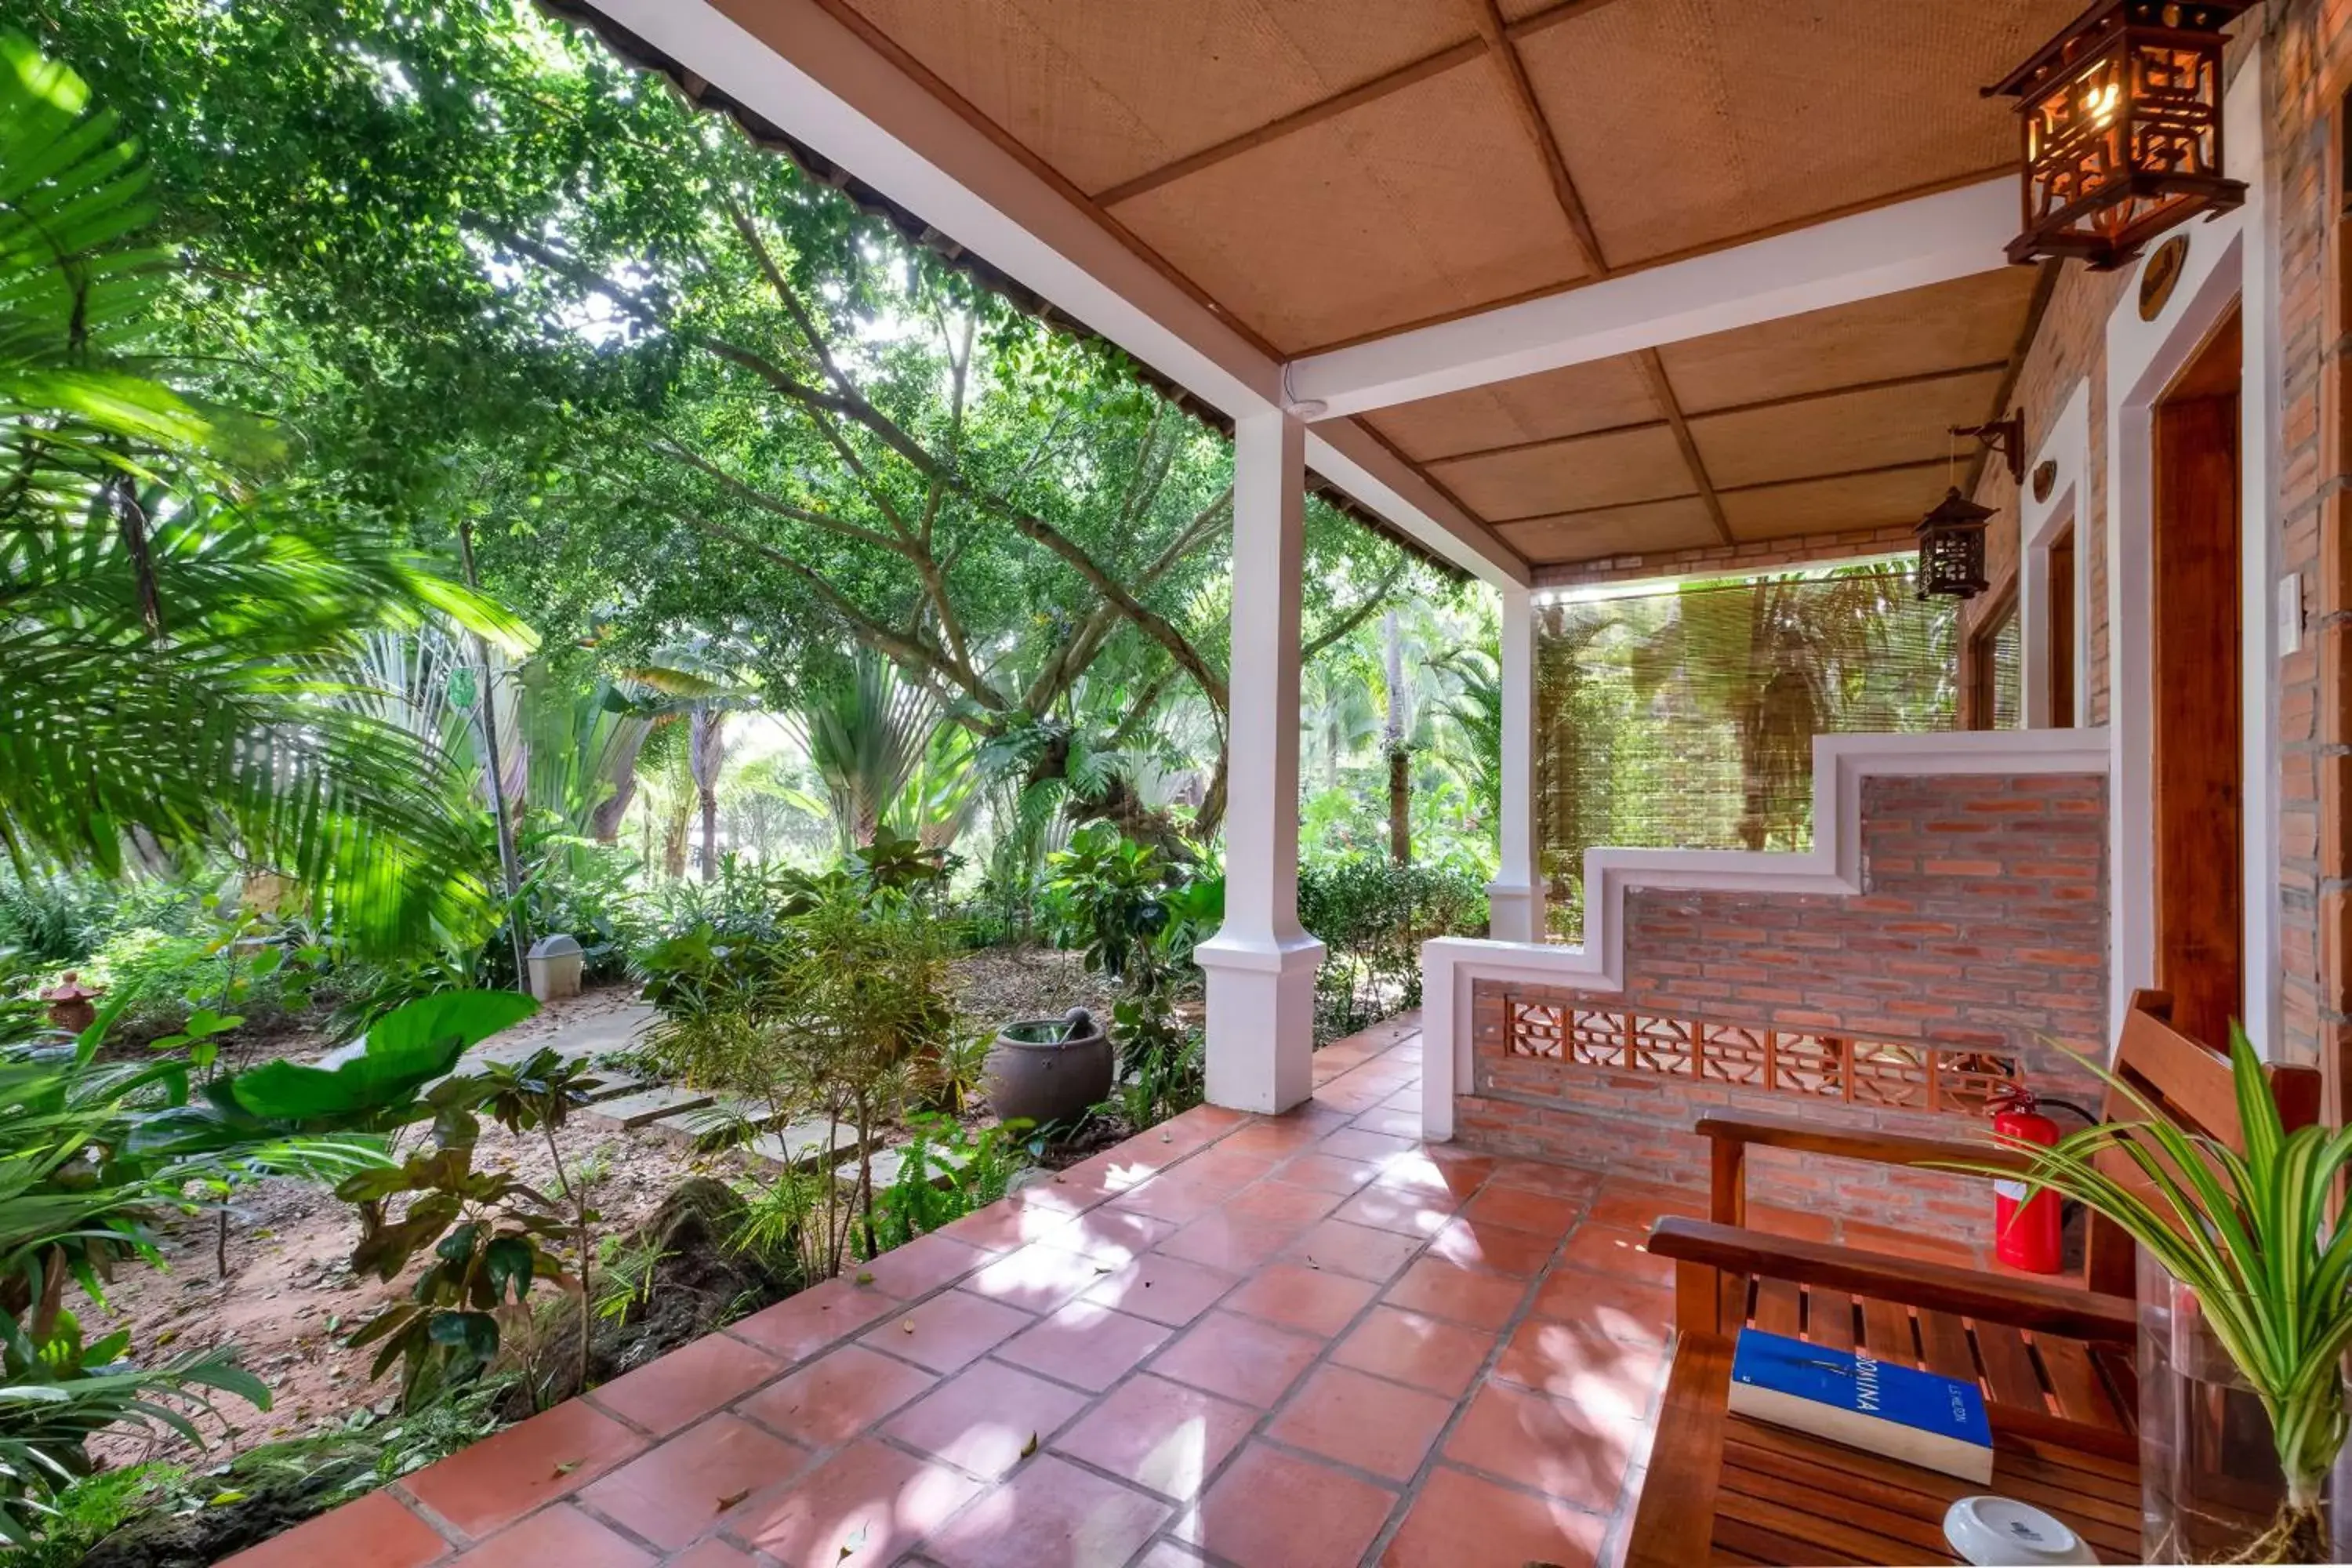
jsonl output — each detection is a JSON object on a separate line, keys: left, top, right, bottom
{"left": 1990, "top": 1087, "right": 2063, "bottom": 1274}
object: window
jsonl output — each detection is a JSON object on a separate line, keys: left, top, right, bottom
{"left": 1966, "top": 588, "right": 2021, "bottom": 731}
{"left": 2048, "top": 523, "right": 2077, "bottom": 725}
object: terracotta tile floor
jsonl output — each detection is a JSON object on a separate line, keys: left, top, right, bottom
{"left": 223, "top": 1016, "right": 1703, "bottom": 1568}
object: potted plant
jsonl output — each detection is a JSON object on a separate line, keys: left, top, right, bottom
{"left": 1982, "top": 1026, "right": 2352, "bottom": 1563}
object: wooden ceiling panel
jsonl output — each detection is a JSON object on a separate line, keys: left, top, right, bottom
{"left": 1691, "top": 368, "right": 2008, "bottom": 490}
{"left": 1430, "top": 423, "right": 1692, "bottom": 520}
{"left": 1658, "top": 270, "right": 2041, "bottom": 414}
{"left": 1365, "top": 353, "right": 1662, "bottom": 462}
{"left": 1515, "top": 0, "right": 2076, "bottom": 268}
{"left": 1497, "top": 497, "right": 1720, "bottom": 562}
{"left": 837, "top": 0, "right": 1472, "bottom": 195}
{"left": 1111, "top": 60, "right": 1591, "bottom": 352}
{"left": 1718, "top": 466, "right": 1944, "bottom": 543}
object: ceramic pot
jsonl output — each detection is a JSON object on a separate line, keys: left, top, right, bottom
{"left": 985, "top": 1011, "right": 1112, "bottom": 1127}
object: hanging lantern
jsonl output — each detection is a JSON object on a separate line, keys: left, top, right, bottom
{"left": 1915, "top": 488, "right": 1995, "bottom": 601}
{"left": 1986, "top": 1, "right": 2252, "bottom": 269}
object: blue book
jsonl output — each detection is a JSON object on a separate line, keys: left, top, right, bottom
{"left": 1727, "top": 1327, "right": 1994, "bottom": 1483}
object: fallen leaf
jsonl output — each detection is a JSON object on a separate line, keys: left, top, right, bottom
{"left": 901, "top": 1318, "right": 916, "bottom": 1334}
{"left": 1303, "top": 1257, "right": 1319, "bottom": 1269}
{"left": 717, "top": 1488, "right": 750, "bottom": 1510}
{"left": 551, "top": 1459, "right": 583, "bottom": 1478}
{"left": 855, "top": 1269, "right": 874, "bottom": 1286}
{"left": 1019, "top": 1432, "right": 1039, "bottom": 1457}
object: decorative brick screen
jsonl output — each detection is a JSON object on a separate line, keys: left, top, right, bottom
{"left": 1455, "top": 771, "right": 2110, "bottom": 1242}
{"left": 1502, "top": 1000, "right": 2022, "bottom": 1116}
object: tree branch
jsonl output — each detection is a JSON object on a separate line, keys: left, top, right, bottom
{"left": 1303, "top": 560, "right": 1407, "bottom": 663}
{"left": 1009, "top": 510, "right": 1228, "bottom": 713}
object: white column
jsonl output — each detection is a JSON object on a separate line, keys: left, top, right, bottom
{"left": 1198, "top": 410, "right": 1324, "bottom": 1114}
{"left": 1486, "top": 585, "right": 1545, "bottom": 942}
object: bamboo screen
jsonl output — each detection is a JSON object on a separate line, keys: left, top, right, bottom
{"left": 1536, "top": 564, "right": 1960, "bottom": 941}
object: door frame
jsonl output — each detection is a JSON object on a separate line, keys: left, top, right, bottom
{"left": 2103, "top": 39, "right": 2282, "bottom": 1055}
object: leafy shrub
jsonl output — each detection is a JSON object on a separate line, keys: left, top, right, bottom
{"left": 866, "top": 1116, "right": 1025, "bottom": 1251}
{"left": 1298, "top": 858, "right": 1487, "bottom": 1041}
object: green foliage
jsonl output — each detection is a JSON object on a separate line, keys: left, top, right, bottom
{"left": 866, "top": 1115, "right": 1025, "bottom": 1252}
{"left": 0, "top": 27, "right": 532, "bottom": 955}
{"left": 1298, "top": 858, "right": 1486, "bottom": 1042}
{"left": 1096, "top": 1033, "right": 1205, "bottom": 1134}
{"left": 1954, "top": 1025, "right": 2352, "bottom": 1555}
{"left": 5, "top": 1462, "right": 179, "bottom": 1568}
{"left": 1044, "top": 824, "right": 1173, "bottom": 985}
{"left": 0, "top": 998, "right": 397, "bottom": 1544}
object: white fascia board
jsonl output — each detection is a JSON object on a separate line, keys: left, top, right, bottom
{"left": 586, "top": 0, "right": 1519, "bottom": 583}
{"left": 1306, "top": 423, "right": 1529, "bottom": 587}
{"left": 1290, "top": 178, "right": 2020, "bottom": 417}
{"left": 1418, "top": 727, "right": 2110, "bottom": 1137}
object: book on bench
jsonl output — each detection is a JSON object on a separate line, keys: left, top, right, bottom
{"left": 1728, "top": 1327, "right": 1994, "bottom": 1484}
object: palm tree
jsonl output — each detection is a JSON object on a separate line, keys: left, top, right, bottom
{"left": 788, "top": 648, "right": 944, "bottom": 853}
{"left": 0, "top": 31, "right": 526, "bottom": 951}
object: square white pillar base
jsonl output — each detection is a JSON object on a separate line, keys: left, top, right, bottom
{"left": 1486, "top": 880, "right": 1544, "bottom": 945}
{"left": 1197, "top": 932, "right": 1325, "bottom": 1115}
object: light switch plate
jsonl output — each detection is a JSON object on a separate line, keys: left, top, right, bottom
{"left": 2279, "top": 572, "right": 2306, "bottom": 655}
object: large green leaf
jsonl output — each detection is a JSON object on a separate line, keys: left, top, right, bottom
{"left": 229, "top": 991, "right": 535, "bottom": 1121}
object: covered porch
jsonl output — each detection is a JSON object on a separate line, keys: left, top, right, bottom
{"left": 238, "top": 0, "right": 2350, "bottom": 1561}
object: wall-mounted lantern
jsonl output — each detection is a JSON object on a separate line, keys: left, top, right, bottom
{"left": 1915, "top": 488, "right": 1997, "bottom": 601}
{"left": 1986, "top": 1, "right": 2251, "bottom": 269}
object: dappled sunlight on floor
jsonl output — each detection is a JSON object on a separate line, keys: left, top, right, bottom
{"left": 224, "top": 1011, "right": 1690, "bottom": 1568}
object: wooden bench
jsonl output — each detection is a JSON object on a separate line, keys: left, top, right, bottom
{"left": 1626, "top": 992, "right": 2320, "bottom": 1566}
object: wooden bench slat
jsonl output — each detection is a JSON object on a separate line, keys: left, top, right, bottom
{"left": 2034, "top": 1334, "right": 2125, "bottom": 1429}
{"left": 1859, "top": 1295, "right": 1918, "bottom": 1365}
{"left": 1753, "top": 1276, "right": 1802, "bottom": 1337}
{"left": 1711, "top": 1514, "right": 1879, "bottom": 1566}
{"left": 1973, "top": 1319, "right": 2048, "bottom": 1410}
{"left": 1807, "top": 1287, "right": 1856, "bottom": 1351}
{"left": 1715, "top": 1481, "right": 1955, "bottom": 1564}
{"left": 1916, "top": 1308, "right": 1978, "bottom": 1382}
{"left": 1722, "top": 1429, "right": 2142, "bottom": 1551}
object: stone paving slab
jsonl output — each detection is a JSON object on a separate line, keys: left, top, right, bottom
{"left": 741, "top": 1119, "right": 868, "bottom": 1171}
{"left": 586, "top": 1083, "right": 716, "bottom": 1129}
{"left": 844, "top": 1142, "right": 972, "bottom": 1191}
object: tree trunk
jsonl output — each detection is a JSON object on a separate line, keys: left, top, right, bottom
{"left": 1382, "top": 610, "right": 1410, "bottom": 866}
{"left": 458, "top": 521, "right": 528, "bottom": 984}
{"left": 689, "top": 705, "right": 727, "bottom": 880}
{"left": 662, "top": 799, "right": 690, "bottom": 880}
{"left": 588, "top": 720, "right": 652, "bottom": 844}
{"left": 1388, "top": 746, "right": 1410, "bottom": 865}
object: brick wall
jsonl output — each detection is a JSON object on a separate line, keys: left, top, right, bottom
{"left": 1454, "top": 772, "right": 2110, "bottom": 1240}
{"left": 2263, "top": 0, "right": 2351, "bottom": 1089}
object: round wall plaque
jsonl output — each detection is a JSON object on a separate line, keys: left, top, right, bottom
{"left": 2031, "top": 459, "right": 2058, "bottom": 504}
{"left": 2139, "top": 235, "right": 2190, "bottom": 321}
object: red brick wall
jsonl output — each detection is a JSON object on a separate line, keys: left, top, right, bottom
{"left": 2263, "top": 0, "right": 2351, "bottom": 1090}
{"left": 1455, "top": 772, "right": 2110, "bottom": 1240}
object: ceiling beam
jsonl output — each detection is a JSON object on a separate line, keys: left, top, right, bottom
{"left": 1634, "top": 349, "right": 1732, "bottom": 543}
{"left": 1413, "top": 360, "right": 2013, "bottom": 466}
{"left": 1091, "top": 0, "right": 1633, "bottom": 209}
{"left": 1094, "top": 41, "right": 1484, "bottom": 208}
{"left": 1462, "top": 0, "right": 1608, "bottom": 276}
{"left": 579, "top": 0, "right": 1530, "bottom": 586}
{"left": 1287, "top": 177, "right": 2020, "bottom": 416}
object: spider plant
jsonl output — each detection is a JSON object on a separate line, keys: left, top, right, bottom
{"left": 1965, "top": 1024, "right": 2352, "bottom": 1563}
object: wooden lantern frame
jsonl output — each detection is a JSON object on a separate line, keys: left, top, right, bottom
{"left": 1915, "top": 488, "right": 1996, "bottom": 601}
{"left": 1986, "top": 0, "right": 2253, "bottom": 269}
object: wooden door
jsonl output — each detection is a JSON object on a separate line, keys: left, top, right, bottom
{"left": 2150, "top": 307, "right": 2243, "bottom": 1050}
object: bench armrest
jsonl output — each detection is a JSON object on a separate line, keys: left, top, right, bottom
{"left": 1646, "top": 1217, "right": 2137, "bottom": 1345}
{"left": 1694, "top": 1112, "right": 2032, "bottom": 1174}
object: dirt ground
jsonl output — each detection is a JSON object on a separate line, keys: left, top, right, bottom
{"left": 80, "top": 947, "right": 1118, "bottom": 1472}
